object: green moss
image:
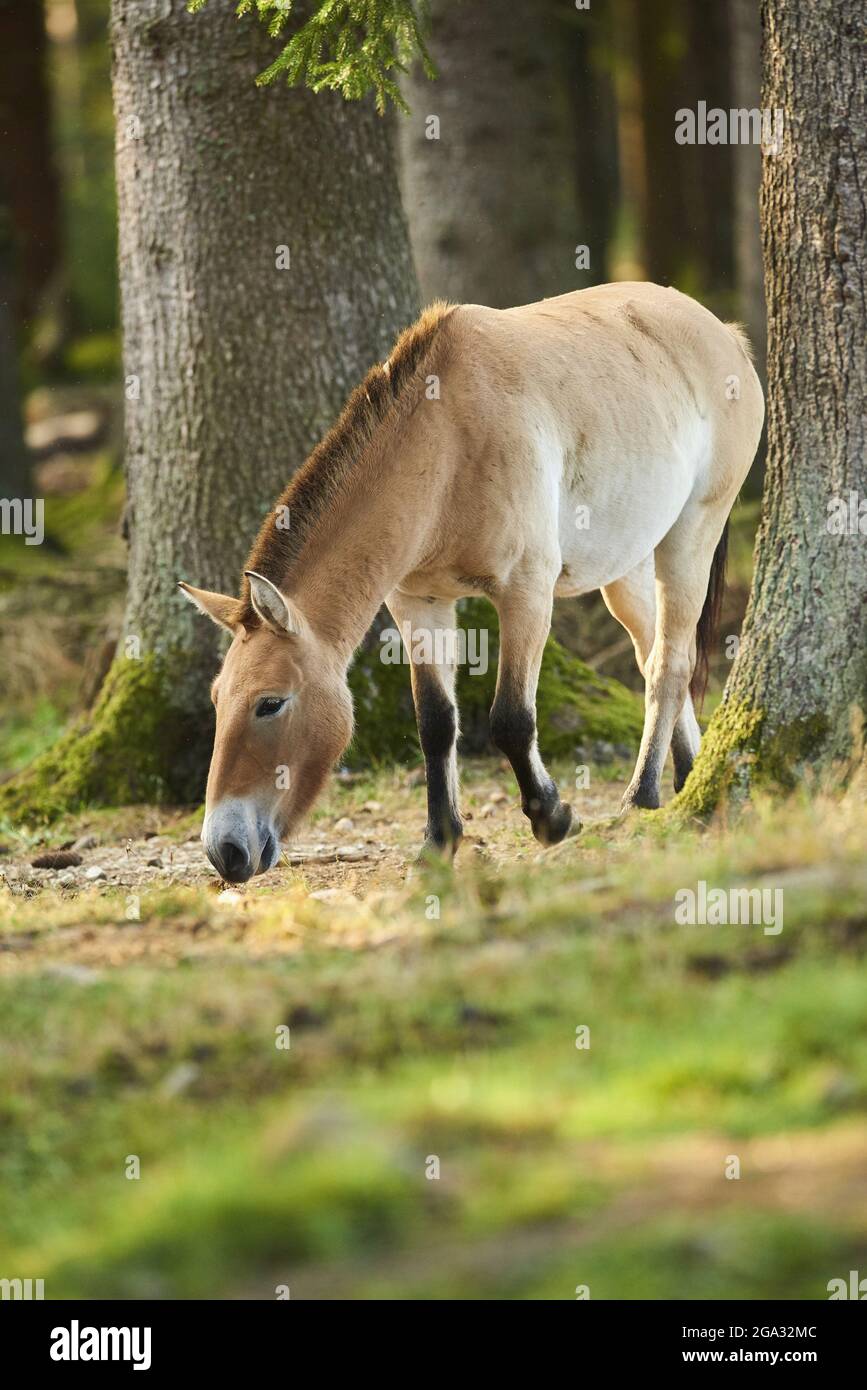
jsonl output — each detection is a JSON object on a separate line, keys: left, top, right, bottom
{"left": 673, "top": 698, "right": 830, "bottom": 820}
{"left": 0, "top": 653, "right": 212, "bottom": 824}
{"left": 347, "top": 597, "right": 643, "bottom": 767}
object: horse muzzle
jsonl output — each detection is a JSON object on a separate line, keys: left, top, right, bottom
{"left": 202, "top": 799, "right": 281, "bottom": 883}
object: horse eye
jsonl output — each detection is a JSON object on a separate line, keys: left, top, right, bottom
{"left": 255, "top": 696, "right": 286, "bottom": 719}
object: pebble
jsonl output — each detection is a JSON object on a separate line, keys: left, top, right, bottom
{"left": 336, "top": 845, "right": 367, "bottom": 862}
{"left": 360, "top": 800, "right": 383, "bottom": 814}
{"left": 45, "top": 963, "right": 101, "bottom": 986}
{"left": 84, "top": 866, "right": 107, "bottom": 881}
{"left": 56, "top": 871, "right": 77, "bottom": 887}
{"left": 216, "top": 889, "right": 243, "bottom": 906}
{"left": 309, "top": 887, "right": 358, "bottom": 905}
{"left": 72, "top": 834, "right": 98, "bottom": 852}
{"left": 333, "top": 817, "right": 354, "bottom": 833}
{"left": 161, "top": 1062, "right": 199, "bottom": 1097}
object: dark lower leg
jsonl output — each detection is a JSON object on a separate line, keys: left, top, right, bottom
{"left": 490, "top": 685, "right": 573, "bottom": 845}
{"left": 414, "top": 666, "right": 462, "bottom": 854}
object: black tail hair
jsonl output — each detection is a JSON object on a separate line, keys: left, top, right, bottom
{"left": 691, "top": 520, "right": 728, "bottom": 707}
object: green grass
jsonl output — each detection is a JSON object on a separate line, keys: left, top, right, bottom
{"left": 2, "top": 790, "right": 866, "bottom": 1298}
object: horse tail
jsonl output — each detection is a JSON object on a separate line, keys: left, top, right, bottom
{"left": 691, "top": 521, "right": 728, "bottom": 706}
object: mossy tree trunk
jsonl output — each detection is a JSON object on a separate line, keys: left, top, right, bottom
{"left": 397, "top": 0, "right": 587, "bottom": 306}
{"left": 3, "top": 0, "right": 419, "bottom": 817}
{"left": 678, "top": 0, "right": 867, "bottom": 815}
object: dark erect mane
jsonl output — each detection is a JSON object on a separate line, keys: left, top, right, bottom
{"left": 237, "top": 301, "right": 455, "bottom": 627}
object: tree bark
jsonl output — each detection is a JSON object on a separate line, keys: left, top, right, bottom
{"left": 398, "top": 0, "right": 587, "bottom": 306}
{"left": 682, "top": 0, "right": 736, "bottom": 293}
{"left": 3, "top": 0, "right": 419, "bottom": 814}
{"left": 634, "top": 0, "right": 689, "bottom": 286}
{"left": 678, "top": 0, "right": 867, "bottom": 814}
{"left": 565, "top": 9, "right": 619, "bottom": 285}
{"left": 0, "top": 189, "right": 30, "bottom": 500}
{"left": 0, "top": 0, "right": 62, "bottom": 326}
{"left": 729, "top": 0, "right": 766, "bottom": 380}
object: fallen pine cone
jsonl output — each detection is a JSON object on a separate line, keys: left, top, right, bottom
{"left": 30, "top": 851, "right": 83, "bottom": 870}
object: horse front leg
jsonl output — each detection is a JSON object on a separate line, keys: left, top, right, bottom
{"left": 386, "top": 591, "right": 463, "bottom": 858}
{"left": 489, "top": 583, "right": 577, "bottom": 846}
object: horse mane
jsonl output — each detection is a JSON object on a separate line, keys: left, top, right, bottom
{"left": 237, "top": 301, "right": 455, "bottom": 627}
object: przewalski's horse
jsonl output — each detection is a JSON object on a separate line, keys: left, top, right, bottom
{"left": 180, "top": 283, "right": 764, "bottom": 883}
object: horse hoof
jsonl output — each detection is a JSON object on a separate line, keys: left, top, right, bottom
{"left": 533, "top": 802, "right": 577, "bottom": 845}
{"left": 414, "top": 836, "right": 460, "bottom": 866}
{"left": 621, "top": 784, "right": 660, "bottom": 812}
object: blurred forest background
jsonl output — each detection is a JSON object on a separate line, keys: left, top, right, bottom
{"left": 0, "top": 0, "right": 766, "bottom": 787}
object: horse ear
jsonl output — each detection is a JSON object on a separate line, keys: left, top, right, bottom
{"left": 244, "top": 571, "right": 304, "bottom": 637}
{"left": 178, "top": 581, "right": 239, "bottom": 633}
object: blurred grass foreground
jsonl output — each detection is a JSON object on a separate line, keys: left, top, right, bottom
{"left": 2, "top": 780, "right": 866, "bottom": 1300}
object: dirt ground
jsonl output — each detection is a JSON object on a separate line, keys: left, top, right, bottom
{"left": 0, "top": 760, "right": 630, "bottom": 970}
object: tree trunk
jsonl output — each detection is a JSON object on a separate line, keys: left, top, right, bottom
{"left": 634, "top": 0, "right": 689, "bottom": 286}
{"left": 397, "top": 0, "right": 587, "bottom": 306}
{"left": 565, "top": 9, "right": 619, "bottom": 285}
{"left": 3, "top": 0, "right": 419, "bottom": 816}
{"left": 678, "top": 0, "right": 867, "bottom": 814}
{"left": 682, "top": 0, "right": 736, "bottom": 296}
{"left": 729, "top": 0, "right": 766, "bottom": 380}
{"left": 0, "top": 188, "right": 30, "bottom": 500}
{"left": 0, "top": 0, "right": 62, "bottom": 326}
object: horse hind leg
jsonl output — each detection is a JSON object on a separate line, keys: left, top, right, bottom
{"left": 620, "top": 501, "right": 728, "bottom": 811}
{"left": 601, "top": 553, "right": 703, "bottom": 807}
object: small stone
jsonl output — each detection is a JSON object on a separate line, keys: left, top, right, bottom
{"left": 309, "top": 887, "right": 358, "bottom": 905}
{"left": 56, "top": 870, "right": 76, "bottom": 888}
{"left": 46, "top": 963, "right": 100, "bottom": 986}
{"left": 161, "top": 1062, "right": 199, "bottom": 1097}
{"left": 84, "top": 865, "right": 107, "bottom": 881}
{"left": 72, "top": 834, "right": 98, "bottom": 852}
{"left": 489, "top": 790, "right": 508, "bottom": 804}
{"left": 478, "top": 802, "right": 498, "bottom": 819}
{"left": 216, "top": 888, "right": 243, "bottom": 906}
{"left": 333, "top": 817, "right": 354, "bottom": 833}
{"left": 360, "top": 800, "right": 383, "bottom": 814}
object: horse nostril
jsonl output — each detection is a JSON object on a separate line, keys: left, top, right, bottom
{"left": 215, "top": 838, "right": 252, "bottom": 883}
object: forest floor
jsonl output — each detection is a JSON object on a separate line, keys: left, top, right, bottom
{"left": 2, "top": 763, "right": 867, "bottom": 1299}
{"left": 4, "top": 394, "right": 863, "bottom": 1299}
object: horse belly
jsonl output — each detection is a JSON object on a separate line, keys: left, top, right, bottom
{"left": 556, "top": 435, "right": 702, "bottom": 594}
